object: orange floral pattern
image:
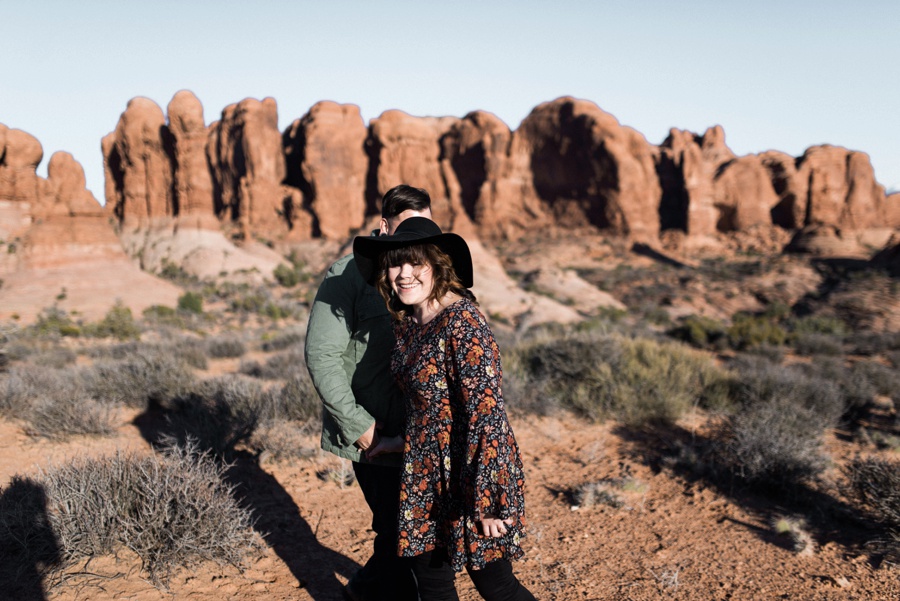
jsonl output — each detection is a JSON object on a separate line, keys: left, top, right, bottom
{"left": 392, "top": 298, "right": 526, "bottom": 572}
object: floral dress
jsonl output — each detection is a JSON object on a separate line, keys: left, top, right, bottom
{"left": 391, "top": 297, "right": 526, "bottom": 572}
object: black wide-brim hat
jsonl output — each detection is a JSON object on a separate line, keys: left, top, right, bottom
{"left": 353, "top": 217, "right": 474, "bottom": 288}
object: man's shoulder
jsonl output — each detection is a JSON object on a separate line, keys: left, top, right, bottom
{"left": 326, "top": 253, "right": 356, "bottom": 275}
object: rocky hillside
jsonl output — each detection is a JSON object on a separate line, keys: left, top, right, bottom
{"left": 1, "top": 93, "right": 899, "bottom": 321}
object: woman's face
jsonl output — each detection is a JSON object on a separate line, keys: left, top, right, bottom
{"left": 387, "top": 260, "right": 434, "bottom": 309}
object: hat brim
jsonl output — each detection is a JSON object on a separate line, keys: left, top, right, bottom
{"left": 353, "top": 232, "right": 474, "bottom": 288}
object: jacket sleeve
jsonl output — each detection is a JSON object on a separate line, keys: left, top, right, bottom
{"left": 305, "top": 258, "right": 375, "bottom": 447}
{"left": 446, "top": 307, "right": 525, "bottom": 522}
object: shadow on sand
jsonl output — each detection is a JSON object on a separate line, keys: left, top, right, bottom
{"left": 0, "top": 477, "right": 62, "bottom": 601}
{"left": 134, "top": 399, "right": 360, "bottom": 600}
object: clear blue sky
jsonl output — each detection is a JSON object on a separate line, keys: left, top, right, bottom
{"left": 2, "top": 0, "right": 898, "bottom": 202}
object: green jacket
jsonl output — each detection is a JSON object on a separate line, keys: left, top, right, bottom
{"left": 304, "top": 253, "right": 405, "bottom": 466}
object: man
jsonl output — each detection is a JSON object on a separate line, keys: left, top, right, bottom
{"left": 305, "top": 184, "right": 432, "bottom": 601}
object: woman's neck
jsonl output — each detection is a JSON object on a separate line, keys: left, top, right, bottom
{"left": 412, "top": 292, "right": 461, "bottom": 325}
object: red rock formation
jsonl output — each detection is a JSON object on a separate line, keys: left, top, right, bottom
{"left": 283, "top": 101, "right": 365, "bottom": 240}
{"left": 207, "top": 97, "right": 303, "bottom": 240}
{"left": 759, "top": 151, "right": 802, "bottom": 228}
{"left": 167, "top": 90, "right": 215, "bottom": 221}
{"left": 886, "top": 192, "right": 900, "bottom": 228}
{"left": 0, "top": 126, "right": 50, "bottom": 237}
{"left": 796, "top": 145, "right": 886, "bottom": 230}
{"left": 475, "top": 97, "right": 661, "bottom": 242}
{"left": 713, "top": 154, "right": 779, "bottom": 231}
{"left": 441, "top": 111, "right": 511, "bottom": 236}
{"left": 368, "top": 110, "right": 470, "bottom": 231}
{"left": 659, "top": 126, "right": 739, "bottom": 237}
{"left": 104, "top": 97, "right": 174, "bottom": 226}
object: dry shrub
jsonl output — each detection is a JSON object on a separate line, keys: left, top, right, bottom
{"left": 260, "top": 328, "right": 304, "bottom": 352}
{"left": 162, "top": 375, "right": 268, "bottom": 457}
{"left": 86, "top": 338, "right": 208, "bottom": 370}
{"left": 28, "top": 347, "right": 78, "bottom": 369}
{"left": 0, "top": 366, "right": 116, "bottom": 439}
{"left": 250, "top": 421, "right": 318, "bottom": 463}
{"left": 791, "top": 332, "right": 843, "bottom": 357}
{"left": 843, "top": 456, "right": 900, "bottom": 560}
{"left": 844, "top": 457, "right": 900, "bottom": 529}
{"left": 264, "top": 372, "right": 321, "bottom": 423}
{"left": 85, "top": 346, "right": 196, "bottom": 408}
{"left": 508, "top": 330, "right": 731, "bottom": 425}
{"left": 205, "top": 334, "right": 247, "bottom": 359}
{"left": 846, "top": 331, "right": 900, "bottom": 356}
{"left": 721, "top": 358, "right": 842, "bottom": 487}
{"left": 239, "top": 347, "right": 304, "bottom": 381}
{"left": 33, "top": 444, "right": 258, "bottom": 585}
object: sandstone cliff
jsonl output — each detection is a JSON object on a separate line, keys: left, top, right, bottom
{"left": 100, "top": 93, "right": 890, "bottom": 256}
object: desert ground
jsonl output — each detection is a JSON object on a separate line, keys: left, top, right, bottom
{"left": 1, "top": 233, "right": 898, "bottom": 601}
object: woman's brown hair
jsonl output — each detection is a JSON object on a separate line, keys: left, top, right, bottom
{"left": 374, "top": 243, "right": 476, "bottom": 321}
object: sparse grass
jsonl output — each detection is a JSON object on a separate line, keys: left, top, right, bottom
{"left": 316, "top": 460, "right": 356, "bottom": 488}
{"left": 572, "top": 476, "right": 647, "bottom": 510}
{"left": 772, "top": 515, "right": 815, "bottom": 555}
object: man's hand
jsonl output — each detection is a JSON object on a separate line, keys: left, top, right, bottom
{"left": 366, "top": 435, "right": 404, "bottom": 459}
{"left": 477, "top": 514, "right": 514, "bottom": 538}
{"left": 355, "top": 421, "right": 378, "bottom": 451}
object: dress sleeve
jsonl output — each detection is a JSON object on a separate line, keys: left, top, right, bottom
{"left": 446, "top": 306, "right": 524, "bottom": 522}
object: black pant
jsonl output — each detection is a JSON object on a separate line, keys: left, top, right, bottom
{"left": 411, "top": 549, "right": 537, "bottom": 601}
{"left": 351, "top": 462, "right": 417, "bottom": 600}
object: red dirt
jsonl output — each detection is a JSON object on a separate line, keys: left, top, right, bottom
{"left": 2, "top": 408, "right": 897, "bottom": 601}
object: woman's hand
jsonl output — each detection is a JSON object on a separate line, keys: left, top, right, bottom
{"left": 478, "top": 514, "right": 514, "bottom": 538}
{"left": 366, "top": 435, "right": 404, "bottom": 459}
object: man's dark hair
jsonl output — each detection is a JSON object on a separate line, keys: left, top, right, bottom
{"left": 381, "top": 185, "right": 431, "bottom": 218}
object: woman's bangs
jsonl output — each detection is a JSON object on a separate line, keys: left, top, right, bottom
{"left": 383, "top": 244, "right": 431, "bottom": 267}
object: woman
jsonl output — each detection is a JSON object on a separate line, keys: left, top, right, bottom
{"left": 353, "top": 217, "right": 536, "bottom": 601}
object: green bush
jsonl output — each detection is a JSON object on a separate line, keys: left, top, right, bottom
{"left": 83, "top": 301, "right": 141, "bottom": 341}
{"left": 668, "top": 315, "right": 726, "bottom": 349}
{"left": 30, "top": 308, "right": 80, "bottom": 338}
{"left": 788, "top": 314, "right": 848, "bottom": 337}
{"left": 508, "top": 330, "right": 732, "bottom": 425}
{"left": 273, "top": 263, "right": 300, "bottom": 287}
{"left": 177, "top": 292, "right": 204, "bottom": 314}
{"left": 727, "top": 312, "right": 787, "bottom": 350}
